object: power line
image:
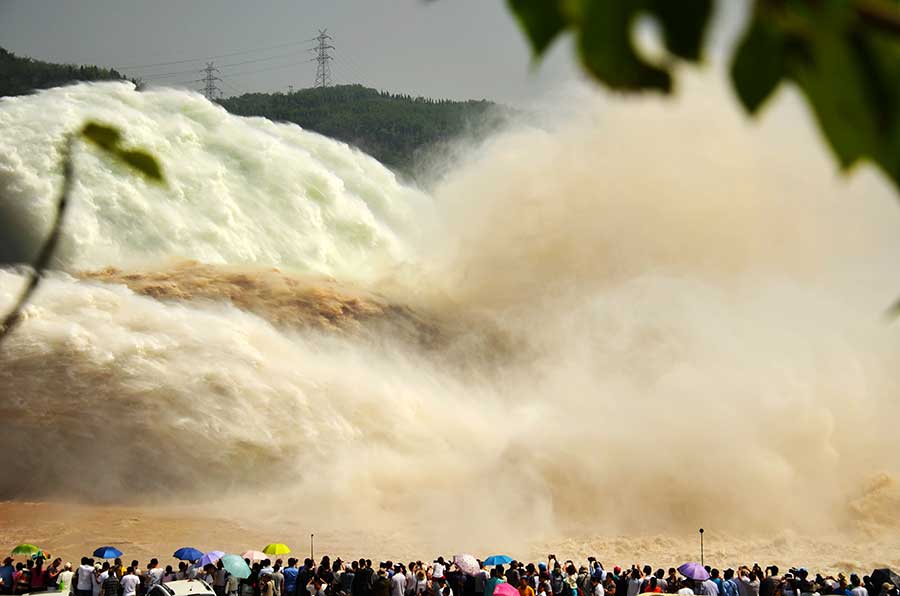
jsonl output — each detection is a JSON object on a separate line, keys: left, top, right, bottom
{"left": 336, "top": 46, "right": 368, "bottom": 81}
{"left": 118, "top": 38, "right": 317, "bottom": 70}
{"left": 218, "top": 50, "right": 304, "bottom": 70}
{"left": 218, "top": 77, "right": 244, "bottom": 98}
{"left": 134, "top": 50, "right": 308, "bottom": 80}
{"left": 138, "top": 68, "right": 202, "bottom": 80}
{"left": 225, "top": 58, "right": 315, "bottom": 78}
{"left": 126, "top": 32, "right": 333, "bottom": 94}
{"left": 332, "top": 54, "right": 365, "bottom": 84}
{"left": 312, "top": 29, "right": 334, "bottom": 88}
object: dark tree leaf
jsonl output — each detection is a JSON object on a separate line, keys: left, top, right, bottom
{"left": 115, "top": 149, "right": 165, "bottom": 182}
{"left": 80, "top": 121, "right": 122, "bottom": 151}
{"left": 579, "top": 0, "right": 671, "bottom": 92}
{"left": 499, "top": 0, "right": 900, "bottom": 191}
{"left": 79, "top": 121, "right": 165, "bottom": 183}
{"left": 731, "top": 19, "right": 785, "bottom": 113}
{"left": 646, "top": 0, "right": 713, "bottom": 61}
{"left": 506, "top": 0, "right": 569, "bottom": 57}
{"left": 853, "top": 28, "right": 900, "bottom": 188}
{"left": 785, "top": 6, "right": 883, "bottom": 171}
{"left": 888, "top": 294, "right": 900, "bottom": 320}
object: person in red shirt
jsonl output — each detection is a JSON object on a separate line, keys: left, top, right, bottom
{"left": 643, "top": 579, "right": 662, "bottom": 594}
{"left": 30, "top": 559, "right": 47, "bottom": 592}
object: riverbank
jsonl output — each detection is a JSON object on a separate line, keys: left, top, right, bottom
{"left": 3, "top": 502, "right": 900, "bottom": 575}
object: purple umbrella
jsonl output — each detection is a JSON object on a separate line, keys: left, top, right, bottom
{"left": 199, "top": 551, "right": 225, "bottom": 567}
{"left": 678, "top": 563, "right": 710, "bottom": 581}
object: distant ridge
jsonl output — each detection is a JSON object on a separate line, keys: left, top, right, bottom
{"left": 0, "top": 47, "right": 126, "bottom": 97}
{"left": 220, "top": 84, "right": 505, "bottom": 173}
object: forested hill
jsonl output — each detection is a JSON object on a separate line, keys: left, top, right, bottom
{"left": 220, "top": 85, "right": 504, "bottom": 172}
{"left": 0, "top": 47, "right": 126, "bottom": 97}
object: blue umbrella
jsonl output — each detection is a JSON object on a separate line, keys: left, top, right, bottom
{"left": 93, "top": 547, "right": 123, "bottom": 560}
{"left": 173, "top": 547, "right": 204, "bottom": 561}
{"left": 483, "top": 555, "right": 512, "bottom": 567}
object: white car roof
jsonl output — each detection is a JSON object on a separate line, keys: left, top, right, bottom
{"left": 154, "top": 580, "right": 216, "bottom": 596}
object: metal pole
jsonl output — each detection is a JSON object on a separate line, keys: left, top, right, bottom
{"left": 699, "top": 528, "right": 704, "bottom": 567}
{"left": 310, "top": 533, "right": 315, "bottom": 561}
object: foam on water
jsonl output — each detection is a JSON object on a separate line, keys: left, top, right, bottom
{"left": 0, "top": 81, "right": 429, "bottom": 279}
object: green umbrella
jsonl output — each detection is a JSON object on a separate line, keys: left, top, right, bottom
{"left": 11, "top": 544, "right": 40, "bottom": 556}
{"left": 220, "top": 554, "right": 251, "bottom": 579}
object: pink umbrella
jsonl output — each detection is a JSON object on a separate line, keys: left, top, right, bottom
{"left": 494, "top": 583, "right": 518, "bottom": 596}
{"left": 241, "top": 550, "right": 267, "bottom": 561}
{"left": 453, "top": 554, "right": 480, "bottom": 577}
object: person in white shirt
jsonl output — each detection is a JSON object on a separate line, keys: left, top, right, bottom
{"left": 702, "top": 579, "right": 720, "bottom": 596}
{"left": 187, "top": 563, "right": 200, "bottom": 580}
{"left": 849, "top": 575, "right": 868, "bottom": 596}
{"left": 392, "top": 567, "right": 407, "bottom": 596}
{"left": 433, "top": 559, "right": 446, "bottom": 581}
{"left": 626, "top": 570, "right": 643, "bottom": 596}
{"left": 75, "top": 559, "right": 95, "bottom": 596}
{"left": 592, "top": 576, "right": 605, "bottom": 596}
{"left": 145, "top": 560, "right": 164, "bottom": 590}
{"left": 412, "top": 571, "right": 427, "bottom": 595}
{"left": 58, "top": 563, "right": 75, "bottom": 595}
{"left": 226, "top": 573, "right": 241, "bottom": 596}
{"left": 271, "top": 564, "right": 284, "bottom": 596}
{"left": 94, "top": 564, "right": 108, "bottom": 596}
{"left": 739, "top": 570, "right": 761, "bottom": 596}
{"left": 214, "top": 562, "right": 228, "bottom": 596}
{"left": 201, "top": 568, "right": 215, "bottom": 585}
{"left": 121, "top": 568, "right": 140, "bottom": 596}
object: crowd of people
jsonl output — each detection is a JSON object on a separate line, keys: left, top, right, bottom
{"left": 1, "top": 554, "right": 896, "bottom": 596}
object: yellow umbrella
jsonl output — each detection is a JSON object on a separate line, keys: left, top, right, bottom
{"left": 262, "top": 543, "right": 291, "bottom": 556}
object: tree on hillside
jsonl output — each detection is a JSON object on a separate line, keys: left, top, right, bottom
{"left": 219, "top": 84, "right": 506, "bottom": 173}
{"left": 0, "top": 47, "right": 127, "bottom": 97}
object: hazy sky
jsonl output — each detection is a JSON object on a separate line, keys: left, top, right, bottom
{"left": 0, "top": 0, "right": 585, "bottom": 104}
